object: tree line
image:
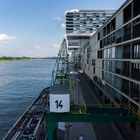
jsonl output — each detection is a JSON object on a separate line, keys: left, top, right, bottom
{"left": 0, "top": 56, "right": 57, "bottom": 60}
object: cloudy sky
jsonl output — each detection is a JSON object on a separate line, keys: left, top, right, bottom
{"left": 0, "top": 0, "right": 125, "bottom": 57}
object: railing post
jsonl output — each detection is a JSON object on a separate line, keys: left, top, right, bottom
{"left": 46, "top": 114, "right": 57, "bottom": 140}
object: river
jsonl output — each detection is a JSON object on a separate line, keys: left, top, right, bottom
{"left": 0, "top": 59, "right": 55, "bottom": 139}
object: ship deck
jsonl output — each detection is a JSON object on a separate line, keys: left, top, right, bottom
{"left": 3, "top": 87, "right": 50, "bottom": 140}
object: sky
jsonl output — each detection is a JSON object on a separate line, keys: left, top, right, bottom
{"left": 0, "top": 0, "right": 125, "bottom": 57}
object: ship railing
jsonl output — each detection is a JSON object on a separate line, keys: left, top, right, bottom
{"left": 69, "top": 104, "right": 140, "bottom": 122}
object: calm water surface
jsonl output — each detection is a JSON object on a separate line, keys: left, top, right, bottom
{"left": 0, "top": 59, "right": 55, "bottom": 139}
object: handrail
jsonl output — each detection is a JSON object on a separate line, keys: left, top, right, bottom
{"left": 69, "top": 104, "right": 140, "bottom": 122}
{"left": 128, "top": 105, "right": 140, "bottom": 121}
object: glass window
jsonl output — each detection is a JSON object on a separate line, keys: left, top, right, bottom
{"left": 111, "top": 33, "right": 115, "bottom": 43}
{"left": 115, "top": 61, "right": 122, "bottom": 74}
{"left": 122, "top": 79, "right": 129, "bottom": 94}
{"left": 122, "top": 61, "right": 130, "bottom": 77}
{"left": 123, "top": 23, "right": 132, "bottom": 41}
{"left": 116, "top": 29, "right": 123, "bottom": 43}
{"left": 131, "top": 63, "right": 140, "bottom": 81}
{"left": 131, "top": 82, "right": 140, "bottom": 103}
{"left": 123, "top": 3, "right": 132, "bottom": 23}
{"left": 112, "top": 61, "right": 115, "bottom": 73}
{"left": 110, "top": 18, "right": 116, "bottom": 31}
{"left": 123, "top": 44, "right": 131, "bottom": 59}
{"left": 133, "top": 0, "right": 140, "bottom": 17}
{"left": 133, "top": 43, "right": 140, "bottom": 59}
{"left": 133, "top": 17, "right": 140, "bottom": 38}
{"left": 114, "top": 76, "right": 121, "bottom": 91}
{"left": 115, "top": 46, "right": 122, "bottom": 59}
{"left": 112, "top": 47, "right": 115, "bottom": 58}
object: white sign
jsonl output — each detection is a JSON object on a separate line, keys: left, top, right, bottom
{"left": 50, "top": 94, "right": 70, "bottom": 113}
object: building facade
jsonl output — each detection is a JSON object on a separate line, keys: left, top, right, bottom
{"left": 66, "top": 9, "right": 115, "bottom": 36}
{"left": 66, "top": 9, "right": 115, "bottom": 49}
{"left": 81, "top": 0, "right": 140, "bottom": 110}
{"left": 65, "top": 9, "right": 115, "bottom": 64}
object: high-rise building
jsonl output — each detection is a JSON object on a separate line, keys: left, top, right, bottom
{"left": 66, "top": 9, "right": 115, "bottom": 50}
{"left": 65, "top": 9, "right": 115, "bottom": 64}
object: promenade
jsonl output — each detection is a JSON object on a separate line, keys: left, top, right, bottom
{"left": 63, "top": 72, "right": 124, "bottom": 140}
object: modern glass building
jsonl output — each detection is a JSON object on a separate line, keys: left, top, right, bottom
{"left": 66, "top": 9, "right": 115, "bottom": 50}
{"left": 81, "top": 0, "right": 140, "bottom": 115}
{"left": 66, "top": 10, "right": 114, "bottom": 35}
{"left": 80, "top": 0, "right": 140, "bottom": 137}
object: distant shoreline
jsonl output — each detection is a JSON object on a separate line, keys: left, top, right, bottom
{"left": 0, "top": 59, "right": 31, "bottom": 63}
{"left": 0, "top": 58, "right": 57, "bottom": 63}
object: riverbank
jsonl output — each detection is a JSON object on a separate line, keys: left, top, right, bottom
{"left": 0, "top": 57, "right": 56, "bottom": 63}
{"left": 0, "top": 59, "right": 31, "bottom": 63}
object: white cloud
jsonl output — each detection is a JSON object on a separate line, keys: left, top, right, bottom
{"left": 19, "top": 50, "right": 24, "bottom": 54}
{"left": 54, "top": 16, "right": 66, "bottom": 29}
{"left": 61, "top": 23, "right": 66, "bottom": 28}
{"left": 65, "top": 9, "right": 79, "bottom": 14}
{"left": 34, "top": 45, "right": 45, "bottom": 49}
{"left": 0, "top": 41, "right": 60, "bottom": 57}
{"left": 0, "top": 33, "right": 16, "bottom": 42}
{"left": 23, "top": 44, "right": 60, "bottom": 57}
{"left": 54, "top": 16, "right": 63, "bottom": 21}
{"left": 52, "top": 43, "right": 60, "bottom": 49}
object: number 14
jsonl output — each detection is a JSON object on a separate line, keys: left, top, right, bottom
{"left": 55, "top": 100, "right": 63, "bottom": 109}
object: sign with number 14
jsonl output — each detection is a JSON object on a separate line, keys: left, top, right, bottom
{"left": 50, "top": 94, "right": 70, "bottom": 113}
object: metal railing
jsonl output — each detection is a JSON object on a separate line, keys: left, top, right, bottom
{"left": 69, "top": 104, "right": 140, "bottom": 122}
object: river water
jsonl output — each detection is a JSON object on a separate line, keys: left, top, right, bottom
{"left": 0, "top": 59, "right": 55, "bottom": 139}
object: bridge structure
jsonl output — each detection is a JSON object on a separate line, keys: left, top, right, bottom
{"left": 46, "top": 39, "right": 140, "bottom": 140}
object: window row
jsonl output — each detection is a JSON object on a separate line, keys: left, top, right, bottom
{"left": 102, "top": 60, "right": 140, "bottom": 81}
{"left": 98, "top": 0, "right": 140, "bottom": 40}
{"left": 98, "top": 43, "right": 140, "bottom": 59}
{"left": 102, "top": 71, "right": 140, "bottom": 103}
